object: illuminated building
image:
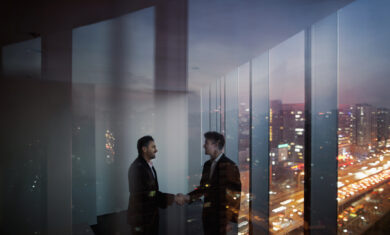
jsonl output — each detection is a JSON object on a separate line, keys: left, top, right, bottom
{"left": 338, "top": 105, "right": 356, "bottom": 154}
{"left": 377, "top": 108, "right": 390, "bottom": 142}
{"left": 356, "top": 104, "right": 376, "bottom": 147}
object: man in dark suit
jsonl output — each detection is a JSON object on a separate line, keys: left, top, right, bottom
{"left": 127, "top": 136, "right": 175, "bottom": 235}
{"left": 178, "top": 131, "right": 242, "bottom": 235}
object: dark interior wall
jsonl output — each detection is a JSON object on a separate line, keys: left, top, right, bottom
{"left": 0, "top": 0, "right": 156, "bottom": 47}
{"left": 0, "top": 79, "right": 72, "bottom": 234}
{"left": 0, "top": 80, "right": 47, "bottom": 234}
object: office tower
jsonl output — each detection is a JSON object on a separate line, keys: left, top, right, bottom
{"left": 338, "top": 104, "right": 357, "bottom": 154}
{"left": 356, "top": 104, "right": 376, "bottom": 147}
{"left": 377, "top": 108, "right": 389, "bottom": 141}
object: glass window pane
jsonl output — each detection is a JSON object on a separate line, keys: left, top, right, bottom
{"left": 71, "top": 7, "right": 162, "bottom": 220}
{"left": 216, "top": 79, "right": 221, "bottom": 132}
{"left": 210, "top": 81, "right": 217, "bottom": 131}
{"left": 225, "top": 68, "right": 239, "bottom": 164}
{"left": 251, "top": 52, "right": 270, "bottom": 233}
{"left": 269, "top": 31, "right": 305, "bottom": 234}
{"left": 238, "top": 62, "right": 251, "bottom": 233}
{"left": 72, "top": 7, "right": 155, "bottom": 89}
{"left": 221, "top": 77, "right": 226, "bottom": 135}
{"left": 337, "top": 0, "right": 390, "bottom": 233}
{"left": 310, "top": 12, "right": 339, "bottom": 234}
{"left": 201, "top": 86, "right": 211, "bottom": 164}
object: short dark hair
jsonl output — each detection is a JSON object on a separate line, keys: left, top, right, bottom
{"left": 137, "top": 135, "right": 154, "bottom": 155}
{"left": 204, "top": 131, "right": 225, "bottom": 150}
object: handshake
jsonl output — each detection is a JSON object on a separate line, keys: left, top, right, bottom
{"left": 174, "top": 193, "right": 190, "bottom": 206}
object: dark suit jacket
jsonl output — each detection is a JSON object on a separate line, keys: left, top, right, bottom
{"left": 127, "top": 156, "right": 174, "bottom": 228}
{"left": 188, "top": 154, "right": 241, "bottom": 232}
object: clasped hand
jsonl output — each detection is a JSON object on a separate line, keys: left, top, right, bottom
{"left": 174, "top": 193, "right": 189, "bottom": 206}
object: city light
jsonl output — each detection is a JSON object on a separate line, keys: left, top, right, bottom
{"left": 272, "top": 206, "right": 287, "bottom": 213}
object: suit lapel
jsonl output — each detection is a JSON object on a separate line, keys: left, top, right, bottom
{"left": 205, "top": 161, "right": 212, "bottom": 180}
{"left": 139, "top": 157, "right": 158, "bottom": 189}
{"left": 152, "top": 166, "right": 159, "bottom": 189}
{"left": 210, "top": 154, "right": 226, "bottom": 182}
{"left": 210, "top": 161, "right": 219, "bottom": 182}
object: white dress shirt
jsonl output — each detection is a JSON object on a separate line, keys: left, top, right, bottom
{"left": 148, "top": 161, "right": 156, "bottom": 178}
{"left": 209, "top": 153, "right": 223, "bottom": 179}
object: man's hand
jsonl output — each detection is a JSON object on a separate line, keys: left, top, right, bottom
{"left": 174, "top": 193, "right": 184, "bottom": 205}
{"left": 175, "top": 193, "right": 190, "bottom": 206}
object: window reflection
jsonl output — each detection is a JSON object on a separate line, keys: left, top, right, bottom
{"left": 2, "top": 39, "right": 41, "bottom": 80}
{"left": 72, "top": 7, "right": 155, "bottom": 89}
{"left": 1, "top": 38, "right": 46, "bottom": 234}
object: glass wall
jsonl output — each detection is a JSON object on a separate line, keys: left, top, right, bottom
{"left": 221, "top": 77, "right": 226, "bottom": 135}
{"left": 71, "top": 7, "right": 190, "bottom": 234}
{"left": 210, "top": 81, "right": 217, "bottom": 131}
{"left": 201, "top": 86, "right": 210, "bottom": 164}
{"left": 250, "top": 52, "right": 270, "bottom": 234}
{"left": 269, "top": 32, "right": 305, "bottom": 234}
{"left": 72, "top": 7, "right": 157, "bottom": 220}
{"left": 238, "top": 62, "right": 251, "bottom": 233}
{"left": 337, "top": 0, "right": 390, "bottom": 233}
{"left": 225, "top": 69, "right": 239, "bottom": 164}
{"left": 200, "top": 32, "right": 306, "bottom": 234}
{"left": 199, "top": 1, "right": 390, "bottom": 235}
{"left": 310, "top": 12, "right": 338, "bottom": 234}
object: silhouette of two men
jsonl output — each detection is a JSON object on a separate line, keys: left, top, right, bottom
{"left": 127, "top": 132, "right": 241, "bottom": 235}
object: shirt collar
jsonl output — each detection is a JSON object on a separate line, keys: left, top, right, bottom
{"left": 213, "top": 153, "right": 223, "bottom": 163}
{"left": 140, "top": 156, "right": 153, "bottom": 168}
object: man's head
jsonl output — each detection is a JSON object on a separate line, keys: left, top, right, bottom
{"left": 137, "top": 135, "right": 157, "bottom": 161}
{"left": 203, "top": 131, "right": 225, "bottom": 158}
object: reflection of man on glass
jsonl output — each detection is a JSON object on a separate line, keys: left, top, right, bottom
{"left": 127, "top": 136, "right": 174, "bottom": 235}
{"left": 177, "top": 132, "right": 242, "bottom": 235}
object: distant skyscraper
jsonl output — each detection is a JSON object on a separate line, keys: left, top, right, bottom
{"left": 356, "top": 104, "right": 375, "bottom": 147}
{"left": 338, "top": 105, "right": 357, "bottom": 147}
{"left": 338, "top": 105, "right": 355, "bottom": 154}
{"left": 282, "top": 103, "right": 305, "bottom": 163}
{"left": 269, "top": 101, "right": 305, "bottom": 163}
{"left": 370, "top": 107, "right": 378, "bottom": 147}
{"left": 377, "top": 108, "right": 390, "bottom": 141}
